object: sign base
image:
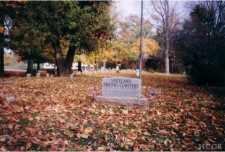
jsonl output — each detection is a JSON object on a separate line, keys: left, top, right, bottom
{"left": 95, "top": 96, "right": 149, "bottom": 108}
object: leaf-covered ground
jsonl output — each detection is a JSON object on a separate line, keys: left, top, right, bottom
{"left": 0, "top": 72, "right": 224, "bottom": 151}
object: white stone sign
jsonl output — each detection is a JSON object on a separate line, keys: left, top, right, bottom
{"left": 95, "top": 77, "right": 148, "bottom": 108}
{"left": 102, "top": 77, "right": 141, "bottom": 98}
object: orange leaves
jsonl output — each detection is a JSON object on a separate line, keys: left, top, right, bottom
{"left": 83, "top": 127, "right": 94, "bottom": 135}
{"left": 98, "top": 138, "right": 104, "bottom": 144}
{"left": 75, "top": 127, "right": 93, "bottom": 139}
{"left": 0, "top": 26, "right": 4, "bottom": 34}
{"left": 131, "top": 38, "right": 160, "bottom": 56}
{"left": 0, "top": 72, "right": 224, "bottom": 151}
{"left": 66, "top": 111, "right": 73, "bottom": 117}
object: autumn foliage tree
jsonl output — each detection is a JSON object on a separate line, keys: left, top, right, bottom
{"left": 9, "top": 1, "right": 112, "bottom": 76}
{"left": 112, "top": 15, "right": 155, "bottom": 69}
{"left": 131, "top": 38, "right": 160, "bottom": 58}
{"left": 131, "top": 38, "right": 160, "bottom": 70}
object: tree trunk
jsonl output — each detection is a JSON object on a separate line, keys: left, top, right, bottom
{"left": 78, "top": 61, "right": 82, "bottom": 73}
{"left": 37, "top": 62, "right": 40, "bottom": 70}
{"left": 51, "top": 39, "right": 69, "bottom": 77}
{"left": 0, "top": 47, "right": 4, "bottom": 77}
{"left": 165, "top": 53, "right": 169, "bottom": 74}
{"left": 0, "top": 19, "right": 4, "bottom": 77}
{"left": 27, "top": 58, "right": 33, "bottom": 74}
{"left": 64, "top": 44, "right": 76, "bottom": 74}
{"left": 165, "top": 32, "right": 170, "bottom": 74}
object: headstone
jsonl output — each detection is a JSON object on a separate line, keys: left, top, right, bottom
{"left": 102, "top": 77, "right": 141, "bottom": 98}
{"left": 36, "top": 72, "right": 40, "bottom": 77}
{"left": 95, "top": 77, "right": 148, "bottom": 108}
{"left": 26, "top": 74, "right": 31, "bottom": 78}
{"left": 46, "top": 73, "right": 49, "bottom": 77}
{"left": 116, "top": 65, "right": 119, "bottom": 73}
{"left": 136, "top": 69, "right": 139, "bottom": 77}
{"left": 70, "top": 73, "right": 75, "bottom": 79}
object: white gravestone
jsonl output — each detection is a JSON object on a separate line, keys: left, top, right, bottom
{"left": 102, "top": 77, "right": 141, "bottom": 98}
{"left": 95, "top": 77, "right": 148, "bottom": 108}
{"left": 36, "top": 73, "right": 40, "bottom": 77}
{"left": 26, "top": 74, "right": 31, "bottom": 78}
{"left": 70, "top": 73, "right": 75, "bottom": 79}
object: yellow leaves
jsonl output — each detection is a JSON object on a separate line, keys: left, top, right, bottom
{"left": 76, "top": 133, "right": 89, "bottom": 139}
{"left": 69, "top": 123, "right": 78, "bottom": 131}
{"left": 163, "top": 139, "right": 172, "bottom": 146}
{"left": 122, "top": 109, "right": 129, "bottom": 114}
{"left": 156, "top": 110, "right": 162, "bottom": 116}
{"left": 64, "top": 130, "right": 74, "bottom": 138}
{"left": 127, "top": 130, "right": 138, "bottom": 140}
{"left": 131, "top": 38, "right": 160, "bottom": 56}
{"left": 92, "top": 103, "right": 97, "bottom": 109}
{"left": 0, "top": 26, "right": 4, "bottom": 34}
{"left": 96, "top": 146, "right": 107, "bottom": 151}
{"left": 108, "top": 108, "right": 114, "bottom": 114}
{"left": 76, "top": 127, "right": 94, "bottom": 139}
{"left": 97, "top": 48, "right": 117, "bottom": 63}
{"left": 101, "top": 109, "right": 106, "bottom": 114}
{"left": 83, "top": 127, "right": 93, "bottom": 134}
{"left": 15, "top": 106, "right": 24, "bottom": 113}
{"left": 143, "top": 131, "right": 151, "bottom": 136}
{"left": 200, "top": 121, "right": 207, "bottom": 128}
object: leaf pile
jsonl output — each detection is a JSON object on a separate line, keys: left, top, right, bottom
{"left": 0, "top": 72, "right": 224, "bottom": 151}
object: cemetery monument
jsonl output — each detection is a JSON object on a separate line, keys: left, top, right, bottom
{"left": 95, "top": 77, "right": 148, "bottom": 108}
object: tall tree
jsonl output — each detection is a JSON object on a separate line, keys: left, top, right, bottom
{"left": 131, "top": 38, "right": 160, "bottom": 58}
{"left": 11, "top": 1, "right": 112, "bottom": 76}
{"left": 149, "top": 0, "right": 180, "bottom": 74}
{"left": 0, "top": 2, "right": 25, "bottom": 76}
{"left": 117, "top": 15, "right": 153, "bottom": 46}
{"left": 10, "top": 12, "right": 49, "bottom": 73}
{"left": 0, "top": 3, "right": 13, "bottom": 76}
{"left": 174, "top": 0, "right": 225, "bottom": 86}
{"left": 113, "top": 15, "right": 154, "bottom": 69}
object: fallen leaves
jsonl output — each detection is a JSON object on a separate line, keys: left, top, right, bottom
{"left": 0, "top": 73, "right": 224, "bottom": 151}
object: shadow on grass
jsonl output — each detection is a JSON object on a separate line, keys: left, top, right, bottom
{"left": 204, "top": 86, "right": 225, "bottom": 111}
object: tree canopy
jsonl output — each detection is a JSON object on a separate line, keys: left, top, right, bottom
{"left": 9, "top": 1, "right": 113, "bottom": 76}
{"left": 173, "top": 0, "right": 225, "bottom": 86}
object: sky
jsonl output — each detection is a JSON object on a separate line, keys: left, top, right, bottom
{"left": 114, "top": 1, "right": 141, "bottom": 19}
{"left": 114, "top": 0, "right": 190, "bottom": 20}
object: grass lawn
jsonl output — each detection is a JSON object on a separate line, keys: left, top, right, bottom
{"left": 0, "top": 72, "right": 224, "bottom": 151}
